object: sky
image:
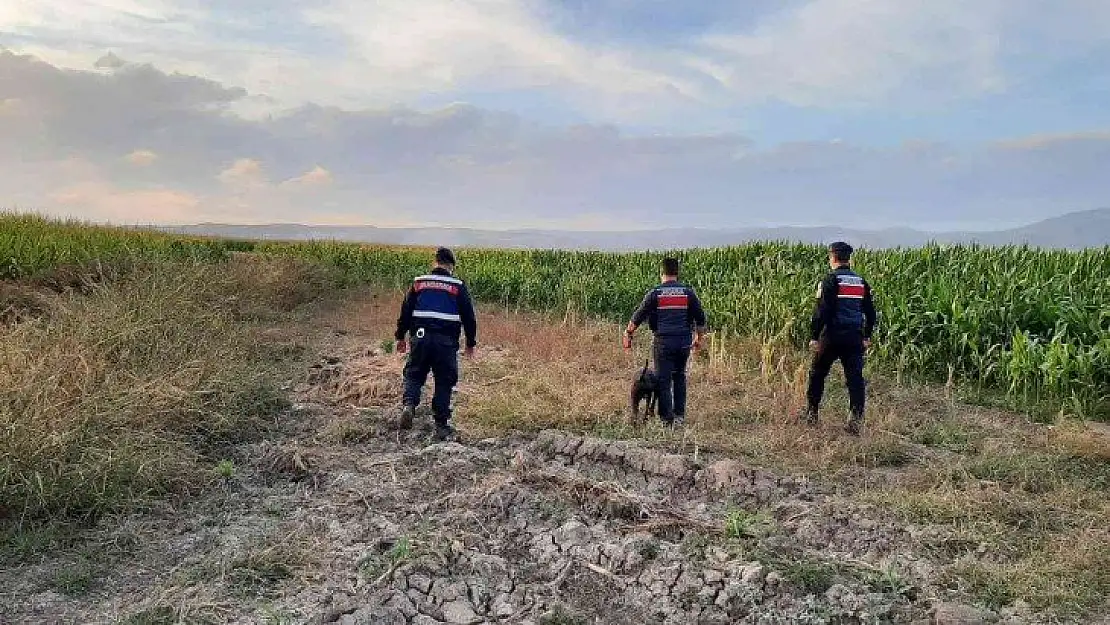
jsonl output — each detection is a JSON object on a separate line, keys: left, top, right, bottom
{"left": 1, "top": 0, "right": 1109, "bottom": 231}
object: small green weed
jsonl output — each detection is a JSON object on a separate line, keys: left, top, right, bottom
{"left": 52, "top": 560, "right": 99, "bottom": 595}
{"left": 785, "top": 561, "right": 837, "bottom": 595}
{"left": 863, "top": 564, "right": 915, "bottom": 598}
{"left": 359, "top": 536, "right": 415, "bottom": 580}
{"left": 0, "top": 522, "right": 75, "bottom": 564}
{"left": 724, "top": 507, "right": 773, "bottom": 540}
{"left": 214, "top": 459, "right": 236, "bottom": 480}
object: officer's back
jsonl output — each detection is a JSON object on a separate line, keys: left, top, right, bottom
{"left": 394, "top": 247, "right": 477, "bottom": 441}
{"left": 624, "top": 257, "right": 707, "bottom": 425}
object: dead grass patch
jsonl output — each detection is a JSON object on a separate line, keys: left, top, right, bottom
{"left": 303, "top": 353, "right": 402, "bottom": 408}
{"left": 0, "top": 259, "right": 335, "bottom": 549}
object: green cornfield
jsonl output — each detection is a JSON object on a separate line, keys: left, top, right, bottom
{"left": 4, "top": 213, "right": 1109, "bottom": 419}
{"left": 0, "top": 212, "right": 250, "bottom": 279}
{"left": 255, "top": 240, "right": 1110, "bottom": 420}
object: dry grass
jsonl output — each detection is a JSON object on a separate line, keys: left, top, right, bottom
{"left": 329, "top": 288, "right": 1110, "bottom": 617}
{"left": 0, "top": 282, "right": 56, "bottom": 324}
{"left": 0, "top": 257, "right": 338, "bottom": 551}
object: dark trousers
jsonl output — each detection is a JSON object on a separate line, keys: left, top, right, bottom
{"left": 653, "top": 340, "right": 691, "bottom": 422}
{"left": 402, "top": 332, "right": 459, "bottom": 425}
{"left": 806, "top": 338, "right": 866, "bottom": 419}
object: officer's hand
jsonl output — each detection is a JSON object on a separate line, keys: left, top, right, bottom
{"left": 863, "top": 339, "right": 871, "bottom": 350}
{"left": 464, "top": 346, "right": 475, "bottom": 359}
{"left": 395, "top": 339, "right": 407, "bottom": 355}
{"left": 622, "top": 332, "right": 633, "bottom": 350}
{"left": 808, "top": 340, "right": 819, "bottom": 352}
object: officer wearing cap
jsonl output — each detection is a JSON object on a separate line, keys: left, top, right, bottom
{"left": 395, "top": 247, "right": 477, "bottom": 441}
{"left": 802, "top": 241, "right": 877, "bottom": 436}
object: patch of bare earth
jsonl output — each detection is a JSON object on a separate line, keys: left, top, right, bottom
{"left": 1, "top": 288, "right": 1105, "bottom": 624}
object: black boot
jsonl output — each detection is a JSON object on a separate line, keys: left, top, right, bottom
{"left": 799, "top": 406, "right": 819, "bottom": 426}
{"left": 399, "top": 404, "right": 415, "bottom": 430}
{"left": 845, "top": 412, "right": 863, "bottom": 436}
{"left": 434, "top": 422, "right": 458, "bottom": 442}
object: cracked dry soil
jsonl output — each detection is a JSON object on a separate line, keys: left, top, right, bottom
{"left": 1, "top": 350, "right": 1044, "bottom": 625}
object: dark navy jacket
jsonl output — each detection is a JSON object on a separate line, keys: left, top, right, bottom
{"left": 630, "top": 280, "right": 708, "bottom": 347}
{"left": 395, "top": 267, "right": 477, "bottom": 348}
{"left": 810, "top": 266, "right": 876, "bottom": 343}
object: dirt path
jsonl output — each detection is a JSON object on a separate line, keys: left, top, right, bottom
{"left": 0, "top": 294, "right": 1084, "bottom": 625}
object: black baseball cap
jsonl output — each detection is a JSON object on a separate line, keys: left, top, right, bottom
{"left": 435, "top": 247, "right": 456, "bottom": 265}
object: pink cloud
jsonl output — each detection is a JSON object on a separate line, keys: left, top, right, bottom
{"left": 49, "top": 181, "right": 202, "bottom": 224}
{"left": 280, "top": 165, "right": 333, "bottom": 188}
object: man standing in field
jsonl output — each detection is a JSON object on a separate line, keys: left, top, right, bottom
{"left": 395, "top": 247, "right": 477, "bottom": 442}
{"left": 623, "top": 257, "right": 708, "bottom": 426}
{"left": 802, "top": 241, "right": 877, "bottom": 436}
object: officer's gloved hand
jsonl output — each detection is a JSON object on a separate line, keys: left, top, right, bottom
{"left": 396, "top": 339, "right": 408, "bottom": 355}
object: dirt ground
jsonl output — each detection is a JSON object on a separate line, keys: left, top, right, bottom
{"left": 1, "top": 290, "right": 1105, "bottom": 625}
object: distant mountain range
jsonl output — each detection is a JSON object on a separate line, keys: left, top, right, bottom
{"left": 161, "top": 208, "right": 1110, "bottom": 251}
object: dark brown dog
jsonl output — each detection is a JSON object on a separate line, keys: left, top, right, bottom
{"left": 630, "top": 360, "right": 658, "bottom": 425}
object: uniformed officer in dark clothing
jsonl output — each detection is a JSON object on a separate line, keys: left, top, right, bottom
{"left": 802, "top": 241, "right": 877, "bottom": 436}
{"left": 395, "top": 247, "right": 477, "bottom": 442}
{"left": 623, "top": 257, "right": 708, "bottom": 426}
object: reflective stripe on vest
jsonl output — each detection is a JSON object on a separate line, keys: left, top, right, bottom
{"left": 836, "top": 274, "right": 865, "bottom": 299}
{"left": 415, "top": 274, "right": 461, "bottom": 285}
{"left": 413, "top": 310, "right": 461, "bottom": 322}
{"left": 657, "top": 287, "right": 689, "bottom": 310}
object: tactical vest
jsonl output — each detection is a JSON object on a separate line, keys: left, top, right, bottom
{"left": 412, "top": 273, "right": 462, "bottom": 330}
{"left": 652, "top": 282, "right": 695, "bottom": 339}
{"left": 831, "top": 268, "right": 866, "bottom": 333}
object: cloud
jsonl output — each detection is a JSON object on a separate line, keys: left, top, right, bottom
{"left": 49, "top": 182, "right": 200, "bottom": 224}
{"left": 994, "top": 131, "right": 1110, "bottom": 151}
{"left": 217, "top": 158, "right": 265, "bottom": 187}
{"left": 124, "top": 149, "right": 158, "bottom": 166}
{"left": 0, "top": 53, "right": 1107, "bottom": 230}
{"left": 281, "top": 165, "right": 333, "bottom": 188}
{"left": 4, "top": 0, "right": 1109, "bottom": 125}
{"left": 691, "top": 0, "right": 1007, "bottom": 108}
{"left": 298, "top": 0, "right": 699, "bottom": 116}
